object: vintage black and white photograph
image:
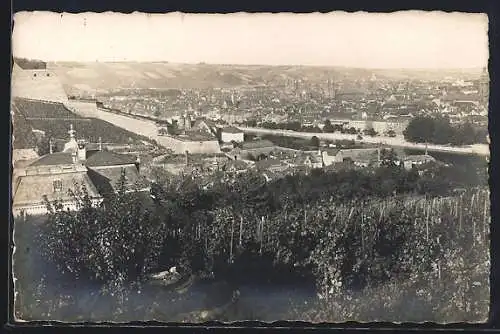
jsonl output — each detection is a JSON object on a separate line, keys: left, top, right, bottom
{"left": 11, "top": 11, "right": 490, "bottom": 323}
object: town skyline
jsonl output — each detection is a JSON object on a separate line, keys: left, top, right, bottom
{"left": 13, "top": 11, "right": 488, "bottom": 69}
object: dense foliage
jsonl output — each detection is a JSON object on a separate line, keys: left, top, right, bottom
{"left": 39, "top": 173, "right": 166, "bottom": 284}
{"left": 29, "top": 162, "right": 490, "bottom": 322}
{"left": 12, "top": 112, "right": 38, "bottom": 150}
{"left": 403, "top": 116, "right": 488, "bottom": 145}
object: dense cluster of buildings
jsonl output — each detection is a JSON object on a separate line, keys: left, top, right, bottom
{"left": 11, "top": 60, "right": 459, "bottom": 217}
{"left": 97, "top": 68, "right": 488, "bottom": 139}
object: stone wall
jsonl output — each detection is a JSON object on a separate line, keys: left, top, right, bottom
{"left": 11, "top": 68, "right": 69, "bottom": 103}
{"left": 157, "top": 135, "right": 221, "bottom": 154}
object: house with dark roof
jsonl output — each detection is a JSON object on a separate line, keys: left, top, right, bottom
{"left": 192, "top": 118, "right": 221, "bottom": 137}
{"left": 254, "top": 158, "right": 289, "bottom": 173}
{"left": 12, "top": 125, "right": 148, "bottom": 218}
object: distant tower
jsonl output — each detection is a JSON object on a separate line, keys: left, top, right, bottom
{"left": 49, "top": 137, "right": 54, "bottom": 154}
{"left": 184, "top": 111, "right": 192, "bottom": 131}
{"left": 479, "top": 67, "right": 489, "bottom": 106}
{"left": 178, "top": 115, "right": 186, "bottom": 131}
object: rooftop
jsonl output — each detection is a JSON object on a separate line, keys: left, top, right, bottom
{"left": 85, "top": 150, "right": 138, "bottom": 167}
{"left": 87, "top": 164, "right": 146, "bottom": 196}
{"left": 222, "top": 126, "right": 244, "bottom": 134}
{"left": 13, "top": 171, "right": 101, "bottom": 206}
{"left": 29, "top": 152, "right": 74, "bottom": 167}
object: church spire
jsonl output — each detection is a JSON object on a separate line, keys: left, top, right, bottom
{"left": 68, "top": 124, "right": 76, "bottom": 140}
{"left": 63, "top": 124, "right": 79, "bottom": 154}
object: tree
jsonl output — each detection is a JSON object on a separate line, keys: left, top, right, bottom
{"left": 36, "top": 136, "right": 52, "bottom": 156}
{"left": 387, "top": 130, "right": 396, "bottom": 137}
{"left": 363, "top": 128, "right": 378, "bottom": 137}
{"left": 246, "top": 119, "right": 258, "bottom": 127}
{"left": 404, "top": 116, "right": 435, "bottom": 143}
{"left": 346, "top": 127, "right": 358, "bottom": 135}
{"left": 310, "top": 136, "right": 320, "bottom": 148}
{"left": 403, "top": 116, "right": 466, "bottom": 145}
{"left": 380, "top": 148, "right": 399, "bottom": 168}
{"left": 323, "top": 120, "right": 335, "bottom": 133}
{"left": 39, "top": 178, "right": 168, "bottom": 285}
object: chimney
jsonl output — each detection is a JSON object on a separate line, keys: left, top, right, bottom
{"left": 98, "top": 137, "right": 102, "bottom": 151}
{"left": 425, "top": 143, "right": 428, "bottom": 155}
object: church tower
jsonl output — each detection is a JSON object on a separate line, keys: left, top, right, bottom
{"left": 62, "top": 124, "right": 86, "bottom": 162}
{"left": 184, "top": 111, "right": 192, "bottom": 131}
{"left": 63, "top": 124, "right": 78, "bottom": 153}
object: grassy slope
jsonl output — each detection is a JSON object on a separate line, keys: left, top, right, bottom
{"left": 13, "top": 105, "right": 150, "bottom": 145}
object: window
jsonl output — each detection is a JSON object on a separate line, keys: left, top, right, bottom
{"left": 53, "top": 179, "right": 63, "bottom": 193}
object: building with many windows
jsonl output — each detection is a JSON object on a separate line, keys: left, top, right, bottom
{"left": 12, "top": 125, "right": 148, "bottom": 218}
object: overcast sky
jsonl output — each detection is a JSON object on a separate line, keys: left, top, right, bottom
{"left": 12, "top": 11, "right": 489, "bottom": 69}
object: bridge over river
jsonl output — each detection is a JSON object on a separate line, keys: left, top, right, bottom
{"left": 239, "top": 127, "right": 490, "bottom": 157}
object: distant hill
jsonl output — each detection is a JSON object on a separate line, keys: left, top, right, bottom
{"left": 47, "top": 62, "right": 484, "bottom": 95}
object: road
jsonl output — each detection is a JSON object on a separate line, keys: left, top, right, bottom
{"left": 239, "top": 127, "right": 490, "bottom": 157}
{"left": 68, "top": 106, "right": 167, "bottom": 144}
